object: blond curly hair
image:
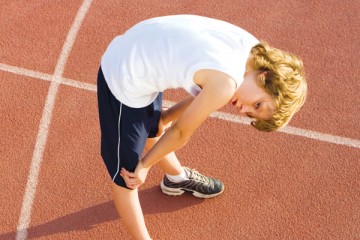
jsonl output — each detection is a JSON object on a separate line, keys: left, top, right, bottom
{"left": 249, "top": 41, "right": 307, "bottom": 132}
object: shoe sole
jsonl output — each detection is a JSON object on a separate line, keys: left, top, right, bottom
{"left": 160, "top": 181, "right": 224, "bottom": 199}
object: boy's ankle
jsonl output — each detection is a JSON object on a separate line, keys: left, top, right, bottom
{"left": 165, "top": 168, "right": 189, "bottom": 183}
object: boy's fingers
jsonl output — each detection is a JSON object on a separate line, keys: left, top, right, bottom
{"left": 120, "top": 168, "right": 144, "bottom": 187}
{"left": 120, "top": 173, "right": 133, "bottom": 185}
{"left": 121, "top": 168, "right": 136, "bottom": 177}
{"left": 121, "top": 173, "right": 134, "bottom": 182}
{"left": 121, "top": 172, "right": 141, "bottom": 185}
{"left": 127, "top": 172, "right": 137, "bottom": 178}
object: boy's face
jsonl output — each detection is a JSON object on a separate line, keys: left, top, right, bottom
{"left": 230, "top": 71, "right": 276, "bottom": 120}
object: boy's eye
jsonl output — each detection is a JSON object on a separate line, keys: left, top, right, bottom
{"left": 254, "top": 102, "right": 261, "bottom": 110}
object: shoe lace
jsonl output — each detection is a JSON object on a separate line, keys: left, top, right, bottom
{"left": 189, "top": 169, "right": 210, "bottom": 183}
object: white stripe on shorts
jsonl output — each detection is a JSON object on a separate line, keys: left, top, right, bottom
{"left": 113, "top": 103, "right": 123, "bottom": 181}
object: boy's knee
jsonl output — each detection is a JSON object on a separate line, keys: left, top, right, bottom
{"left": 111, "top": 181, "right": 135, "bottom": 194}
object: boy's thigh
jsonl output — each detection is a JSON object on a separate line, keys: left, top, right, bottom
{"left": 118, "top": 104, "right": 153, "bottom": 172}
{"left": 97, "top": 69, "right": 162, "bottom": 188}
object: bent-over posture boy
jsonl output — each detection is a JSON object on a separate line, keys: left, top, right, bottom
{"left": 97, "top": 15, "right": 307, "bottom": 239}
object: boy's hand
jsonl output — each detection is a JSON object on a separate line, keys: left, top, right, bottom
{"left": 120, "top": 160, "right": 150, "bottom": 189}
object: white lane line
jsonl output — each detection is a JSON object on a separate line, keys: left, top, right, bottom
{"left": 208, "top": 110, "right": 360, "bottom": 149}
{"left": 1, "top": 62, "right": 360, "bottom": 150}
{"left": 278, "top": 126, "right": 360, "bottom": 149}
{"left": 0, "top": 63, "right": 97, "bottom": 92}
{"left": 0, "top": 63, "right": 53, "bottom": 82}
{"left": 14, "top": 1, "right": 93, "bottom": 240}
{"left": 2, "top": 62, "right": 360, "bottom": 150}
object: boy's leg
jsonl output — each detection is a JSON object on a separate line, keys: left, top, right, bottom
{"left": 97, "top": 67, "right": 156, "bottom": 239}
{"left": 111, "top": 183, "right": 151, "bottom": 240}
{"left": 145, "top": 137, "right": 225, "bottom": 198}
{"left": 145, "top": 137, "right": 183, "bottom": 175}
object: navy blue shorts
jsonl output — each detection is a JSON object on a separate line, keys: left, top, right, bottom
{"left": 97, "top": 67, "right": 162, "bottom": 188}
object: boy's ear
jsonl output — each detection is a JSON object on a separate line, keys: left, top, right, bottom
{"left": 256, "top": 71, "right": 267, "bottom": 84}
{"left": 258, "top": 71, "right": 266, "bottom": 78}
{"left": 259, "top": 70, "right": 272, "bottom": 78}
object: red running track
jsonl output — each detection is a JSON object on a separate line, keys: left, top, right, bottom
{"left": 1, "top": 1, "right": 359, "bottom": 239}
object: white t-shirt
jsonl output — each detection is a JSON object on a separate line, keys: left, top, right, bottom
{"left": 101, "top": 15, "right": 259, "bottom": 108}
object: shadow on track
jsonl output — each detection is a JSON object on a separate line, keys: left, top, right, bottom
{"left": 1, "top": 185, "right": 204, "bottom": 239}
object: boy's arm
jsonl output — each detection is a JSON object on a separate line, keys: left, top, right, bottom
{"left": 157, "top": 96, "right": 194, "bottom": 137}
{"left": 145, "top": 81, "right": 233, "bottom": 165}
{"left": 162, "top": 95, "right": 194, "bottom": 124}
{"left": 121, "top": 71, "right": 236, "bottom": 189}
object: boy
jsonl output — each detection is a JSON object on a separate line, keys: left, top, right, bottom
{"left": 97, "top": 15, "right": 307, "bottom": 239}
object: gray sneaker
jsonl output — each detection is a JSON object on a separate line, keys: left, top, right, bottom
{"left": 160, "top": 167, "right": 224, "bottom": 198}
